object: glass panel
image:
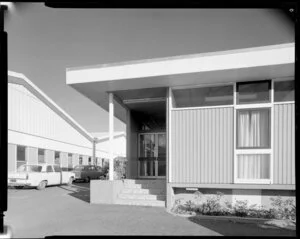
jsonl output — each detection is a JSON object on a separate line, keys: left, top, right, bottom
{"left": 158, "top": 160, "right": 166, "bottom": 176}
{"left": 237, "top": 108, "right": 270, "bottom": 148}
{"left": 237, "top": 154, "right": 270, "bottom": 179}
{"left": 54, "top": 151, "right": 60, "bottom": 165}
{"left": 46, "top": 166, "right": 53, "bottom": 172}
{"left": 173, "top": 85, "right": 233, "bottom": 108}
{"left": 16, "top": 161, "right": 26, "bottom": 171}
{"left": 158, "top": 134, "right": 166, "bottom": 158}
{"left": 68, "top": 154, "right": 73, "bottom": 171}
{"left": 237, "top": 81, "right": 270, "bottom": 104}
{"left": 38, "top": 149, "right": 45, "bottom": 164}
{"left": 274, "top": 80, "right": 294, "bottom": 102}
{"left": 146, "top": 160, "right": 155, "bottom": 176}
{"left": 79, "top": 156, "right": 83, "bottom": 165}
{"left": 139, "top": 134, "right": 156, "bottom": 157}
{"left": 17, "top": 146, "right": 26, "bottom": 162}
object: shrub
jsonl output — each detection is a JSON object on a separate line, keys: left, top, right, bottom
{"left": 102, "top": 157, "right": 127, "bottom": 180}
{"left": 270, "top": 196, "right": 296, "bottom": 221}
{"left": 232, "top": 200, "right": 249, "bottom": 217}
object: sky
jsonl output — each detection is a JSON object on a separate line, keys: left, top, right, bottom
{"left": 4, "top": 4, "right": 294, "bottom": 133}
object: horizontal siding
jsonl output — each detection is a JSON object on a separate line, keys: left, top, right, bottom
{"left": 273, "top": 103, "right": 295, "bottom": 185}
{"left": 171, "top": 107, "right": 234, "bottom": 184}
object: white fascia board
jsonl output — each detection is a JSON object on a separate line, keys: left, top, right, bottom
{"left": 8, "top": 70, "right": 94, "bottom": 142}
{"left": 67, "top": 43, "right": 295, "bottom": 85}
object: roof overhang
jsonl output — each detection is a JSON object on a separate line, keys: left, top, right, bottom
{"left": 66, "top": 43, "right": 295, "bottom": 123}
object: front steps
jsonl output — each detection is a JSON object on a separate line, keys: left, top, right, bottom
{"left": 115, "top": 179, "right": 166, "bottom": 207}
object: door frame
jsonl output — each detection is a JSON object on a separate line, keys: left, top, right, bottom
{"left": 138, "top": 132, "right": 166, "bottom": 179}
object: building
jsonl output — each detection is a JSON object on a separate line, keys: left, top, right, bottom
{"left": 66, "top": 41, "right": 295, "bottom": 209}
{"left": 8, "top": 71, "right": 125, "bottom": 172}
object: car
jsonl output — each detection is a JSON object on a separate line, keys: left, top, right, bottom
{"left": 73, "top": 165, "right": 106, "bottom": 182}
{"left": 8, "top": 164, "right": 75, "bottom": 190}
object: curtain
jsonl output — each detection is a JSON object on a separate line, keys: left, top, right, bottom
{"left": 238, "top": 154, "right": 270, "bottom": 179}
{"left": 238, "top": 109, "right": 269, "bottom": 148}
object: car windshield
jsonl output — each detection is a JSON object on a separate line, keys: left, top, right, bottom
{"left": 17, "top": 165, "right": 42, "bottom": 172}
{"left": 74, "top": 165, "right": 85, "bottom": 171}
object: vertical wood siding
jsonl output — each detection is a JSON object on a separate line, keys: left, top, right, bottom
{"left": 8, "top": 83, "right": 91, "bottom": 148}
{"left": 171, "top": 107, "right": 234, "bottom": 184}
{"left": 73, "top": 154, "right": 79, "bottom": 166}
{"left": 273, "top": 103, "right": 295, "bottom": 184}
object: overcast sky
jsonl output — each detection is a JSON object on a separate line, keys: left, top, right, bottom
{"left": 5, "top": 4, "right": 294, "bottom": 133}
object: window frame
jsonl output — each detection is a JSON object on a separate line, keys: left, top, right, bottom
{"left": 171, "top": 82, "right": 234, "bottom": 110}
{"left": 234, "top": 80, "right": 273, "bottom": 184}
{"left": 16, "top": 145, "right": 27, "bottom": 171}
{"left": 38, "top": 148, "right": 45, "bottom": 164}
{"left": 236, "top": 80, "right": 271, "bottom": 105}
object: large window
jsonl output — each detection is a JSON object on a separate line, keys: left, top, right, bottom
{"left": 16, "top": 145, "right": 26, "bottom": 171}
{"left": 38, "top": 149, "right": 45, "bottom": 164}
{"left": 237, "top": 108, "right": 270, "bottom": 149}
{"left": 172, "top": 85, "right": 233, "bottom": 108}
{"left": 237, "top": 81, "right": 271, "bottom": 104}
{"left": 79, "top": 156, "right": 83, "bottom": 165}
{"left": 54, "top": 151, "right": 60, "bottom": 166}
{"left": 68, "top": 153, "right": 73, "bottom": 171}
{"left": 274, "top": 80, "right": 294, "bottom": 102}
{"left": 235, "top": 80, "right": 272, "bottom": 183}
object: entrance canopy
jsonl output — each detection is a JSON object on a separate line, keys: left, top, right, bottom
{"left": 66, "top": 43, "right": 294, "bottom": 123}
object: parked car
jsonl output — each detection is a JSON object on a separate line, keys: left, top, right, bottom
{"left": 8, "top": 164, "right": 75, "bottom": 190}
{"left": 73, "top": 165, "right": 106, "bottom": 182}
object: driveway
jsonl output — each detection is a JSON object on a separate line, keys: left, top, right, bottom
{"left": 5, "top": 182, "right": 220, "bottom": 237}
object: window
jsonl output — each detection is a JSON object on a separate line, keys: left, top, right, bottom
{"left": 55, "top": 151, "right": 60, "bottom": 166}
{"left": 274, "top": 80, "right": 294, "bottom": 102}
{"left": 53, "top": 165, "right": 62, "bottom": 172}
{"left": 88, "top": 157, "right": 92, "bottom": 165}
{"left": 79, "top": 156, "right": 83, "bottom": 165}
{"left": 16, "top": 145, "right": 26, "bottom": 171}
{"left": 237, "top": 154, "right": 270, "bottom": 180}
{"left": 38, "top": 149, "right": 45, "bottom": 164}
{"left": 68, "top": 153, "right": 73, "bottom": 171}
{"left": 237, "top": 81, "right": 271, "bottom": 104}
{"left": 237, "top": 108, "right": 270, "bottom": 149}
{"left": 172, "top": 85, "right": 233, "bottom": 108}
{"left": 46, "top": 165, "right": 53, "bottom": 172}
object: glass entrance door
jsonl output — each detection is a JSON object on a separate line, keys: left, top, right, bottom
{"left": 138, "top": 133, "right": 166, "bottom": 178}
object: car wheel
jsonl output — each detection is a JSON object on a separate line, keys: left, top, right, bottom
{"left": 84, "top": 177, "right": 90, "bottom": 183}
{"left": 37, "top": 180, "right": 47, "bottom": 190}
{"left": 67, "top": 177, "right": 73, "bottom": 186}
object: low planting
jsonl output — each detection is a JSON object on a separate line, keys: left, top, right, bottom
{"left": 171, "top": 191, "right": 295, "bottom": 221}
{"left": 102, "top": 157, "right": 127, "bottom": 180}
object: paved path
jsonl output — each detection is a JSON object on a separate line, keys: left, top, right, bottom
{"left": 5, "top": 183, "right": 220, "bottom": 237}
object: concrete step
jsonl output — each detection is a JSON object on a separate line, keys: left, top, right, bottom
{"left": 115, "top": 198, "right": 166, "bottom": 207}
{"left": 118, "top": 193, "right": 166, "bottom": 201}
{"left": 124, "top": 182, "right": 166, "bottom": 190}
{"left": 121, "top": 188, "right": 166, "bottom": 195}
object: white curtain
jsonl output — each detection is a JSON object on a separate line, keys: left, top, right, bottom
{"left": 238, "top": 109, "right": 269, "bottom": 148}
{"left": 238, "top": 154, "right": 270, "bottom": 179}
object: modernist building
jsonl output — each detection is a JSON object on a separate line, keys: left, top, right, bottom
{"left": 8, "top": 71, "right": 125, "bottom": 172}
{"left": 66, "top": 42, "right": 295, "bottom": 209}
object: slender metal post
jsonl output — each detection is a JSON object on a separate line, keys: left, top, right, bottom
{"left": 108, "top": 93, "right": 114, "bottom": 180}
{"left": 0, "top": 5, "right": 8, "bottom": 235}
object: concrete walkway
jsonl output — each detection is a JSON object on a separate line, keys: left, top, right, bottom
{"left": 5, "top": 183, "right": 220, "bottom": 237}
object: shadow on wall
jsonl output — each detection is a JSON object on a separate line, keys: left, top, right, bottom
{"left": 58, "top": 183, "right": 90, "bottom": 203}
{"left": 188, "top": 216, "right": 296, "bottom": 237}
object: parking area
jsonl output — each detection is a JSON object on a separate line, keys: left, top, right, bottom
{"left": 5, "top": 182, "right": 220, "bottom": 237}
{"left": 5, "top": 182, "right": 296, "bottom": 237}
